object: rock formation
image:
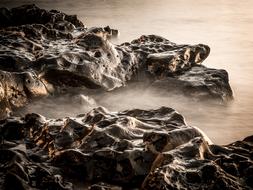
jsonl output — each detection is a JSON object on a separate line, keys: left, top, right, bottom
{"left": 0, "top": 4, "right": 248, "bottom": 190}
{"left": 0, "top": 4, "right": 233, "bottom": 118}
{"left": 0, "top": 107, "right": 252, "bottom": 189}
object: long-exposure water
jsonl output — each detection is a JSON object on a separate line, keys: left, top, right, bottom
{"left": 1, "top": 0, "right": 253, "bottom": 144}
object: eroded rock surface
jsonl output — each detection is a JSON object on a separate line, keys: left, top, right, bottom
{"left": 0, "top": 6, "right": 242, "bottom": 189}
{"left": 0, "top": 70, "right": 49, "bottom": 119}
{"left": 0, "top": 107, "right": 252, "bottom": 190}
{"left": 0, "top": 4, "right": 233, "bottom": 118}
{"left": 148, "top": 66, "right": 233, "bottom": 101}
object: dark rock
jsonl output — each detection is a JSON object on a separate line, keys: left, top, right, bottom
{"left": 142, "top": 136, "right": 252, "bottom": 190}
{"left": 0, "top": 107, "right": 252, "bottom": 189}
{"left": 88, "top": 182, "right": 122, "bottom": 190}
{"left": 0, "top": 5, "right": 233, "bottom": 119}
{"left": 0, "top": 4, "right": 83, "bottom": 28}
{"left": 0, "top": 5, "right": 243, "bottom": 189}
{"left": 0, "top": 107, "right": 205, "bottom": 189}
{"left": 0, "top": 70, "right": 49, "bottom": 119}
{"left": 148, "top": 66, "right": 233, "bottom": 101}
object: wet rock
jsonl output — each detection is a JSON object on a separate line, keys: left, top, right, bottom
{"left": 0, "top": 106, "right": 252, "bottom": 190}
{"left": 88, "top": 182, "right": 122, "bottom": 190}
{"left": 0, "top": 107, "right": 202, "bottom": 189}
{"left": 88, "top": 26, "right": 119, "bottom": 39}
{"left": 0, "top": 6, "right": 240, "bottom": 189}
{"left": 142, "top": 137, "right": 252, "bottom": 190}
{"left": 0, "top": 70, "right": 49, "bottom": 119}
{"left": 0, "top": 5, "right": 231, "bottom": 89}
{"left": 0, "top": 4, "right": 83, "bottom": 28}
{"left": 0, "top": 5, "right": 233, "bottom": 118}
{"left": 148, "top": 66, "right": 233, "bottom": 101}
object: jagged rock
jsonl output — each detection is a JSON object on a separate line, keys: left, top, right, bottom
{"left": 0, "top": 4, "right": 245, "bottom": 190}
{"left": 87, "top": 26, "right": 119, "bottom": 39}
{"left": 0, "top": 107, "right": 252, "bottom": 190}
{"left": 0, "top": 70, "right": 49, "bottom": 119}
{"left": 142, "top": 135, "right": 253, "bottom": 190}
{"left": 148, "top": 65, "right": 233, "bottom": 101}
{"left": 0, "top": 4, "right": 84, "bottom": 28}
{"left": 0, "top": 4, "right": 248, "bottom": 190}
{"left": 0, "top": 5, "right": 233, "bottom": 119}
{"left": 88, "top": 182, "right": 122, "bottom": 190}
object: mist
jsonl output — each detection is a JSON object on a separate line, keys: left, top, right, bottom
{"left": 3, "top": 0, "right": 253, "bottom": 145}
{"left": 22, "top": 84, "right": 238, "bottom": 145}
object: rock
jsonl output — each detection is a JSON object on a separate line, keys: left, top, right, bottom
{"left": 0, "top": 70, "right": 49, "bottom": 119}
{"left": 0, "top": 4, "right": 245, "bottom": 190}
{"left": 0, "top": 4, "right": 248, "bottom": 190}
{"left": 87, "top": 26, "right": 119, "bottom": 39}
{"left": 0, "top": 107, "right": 252, "bottom": 189}
{"left": 88, "top": 182, "right": 122, "bottom": 190}
{"left": 0, "top": 4, "right": 83, "bottom": 28}
{"left": 0, "top": 5, "right": 233, "bottom": 119}
{"left": 142, "top": 137, "right": 252, "bottom": 190}
{"left": 148, "top": 66, "right": 233, "bottom": 101}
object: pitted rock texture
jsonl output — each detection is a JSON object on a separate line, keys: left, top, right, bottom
{"left": 0, "top": 5, "right": 233, "bottom": 119}
{"left": 0, "top": 70, "right": 49, "bottom": 119}
{"left": 148, "top": 66, "right": 233, "bottom": 101}
{"left": 0, "top": 4, "right": 84, "bottom": 28}
{"left": 0, "top": 107, "right": 252, "bottom": 190}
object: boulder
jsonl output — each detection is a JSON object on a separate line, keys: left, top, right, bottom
{"left": 0, "top": 5, "right": 233, "bottom": 119}
{"left": 0, "top": 107, "right": 252, "bottom": 189}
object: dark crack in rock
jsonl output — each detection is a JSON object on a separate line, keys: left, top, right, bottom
{"left": 0, "top": 107, "right": 252, "bottom": 190}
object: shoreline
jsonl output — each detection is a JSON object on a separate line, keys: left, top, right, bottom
{"left": 0, "top": 4, "right": 252, "bottom": 190}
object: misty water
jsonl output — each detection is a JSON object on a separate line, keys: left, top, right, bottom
{"left": 2, "top": 0, "right": 253, "bottom": 144}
